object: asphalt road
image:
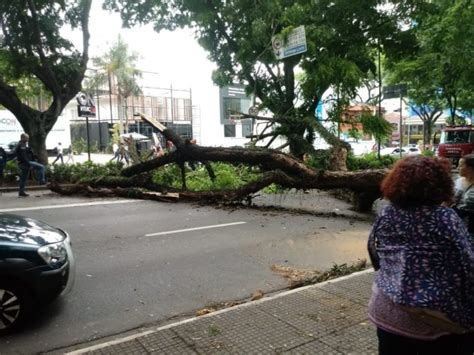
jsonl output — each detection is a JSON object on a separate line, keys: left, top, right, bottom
{"left": 0, "top": 191, "right": 372, "bottom": 354}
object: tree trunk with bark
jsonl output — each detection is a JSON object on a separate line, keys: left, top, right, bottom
{"left": 51, "top": 114, "right": 387, "bottom": 211}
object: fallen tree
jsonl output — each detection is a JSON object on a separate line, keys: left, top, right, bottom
{"left": 50, "top": 113, "right": 387, "bottom": 211}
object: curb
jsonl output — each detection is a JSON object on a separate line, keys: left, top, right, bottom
{"left": 0, "top": 185, "right": 49, "bottom": 193}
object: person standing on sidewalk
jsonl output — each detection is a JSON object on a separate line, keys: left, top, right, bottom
{"left": 368, "top": 155, "right": 474, "bottom": 354}
{"left": 15, "top": 133, "right": 46, "bottom": 197}
{"left": 453, "top": 154, "right": 474, "bottom": 234}
{"left": 65, "top": 144, "right": 74, "bottom": 164}
{"left": 52, "top": 142, "right": 64, "bottom": 164}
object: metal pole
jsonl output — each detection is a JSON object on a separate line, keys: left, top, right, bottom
{"left": 86, "top": 115, "right": 91, "bottom": 161}
{"left": 378, "top": 45, "right": 382, "bottom": 117}
{"left": 170, "top": 84, "right": 174, "bottom": 121}
{"left": 189, "top": 88, "right": 193, "bottom": 138}
{"left": 108, "top": 72, "right": 114, "bottom": 125}
{"left": 96, "top": 84, "right": 102, "bottom": 151}
{"left": 378, "top": 44, "right": 382, "bottom": 158}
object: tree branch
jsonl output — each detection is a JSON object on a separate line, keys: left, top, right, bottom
{"left": 26, "top": 0, "right": 61, "bottom": 95}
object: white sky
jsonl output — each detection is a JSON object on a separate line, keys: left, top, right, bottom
{"left": 69, "top": 0, "right": 219, "bottom": 123}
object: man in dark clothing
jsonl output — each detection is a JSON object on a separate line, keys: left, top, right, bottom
{"left": 15, "top": 133, "right": 46, "bottom": 197}
{"left": 0, "top": 146, "right": 6, "bottom": 186}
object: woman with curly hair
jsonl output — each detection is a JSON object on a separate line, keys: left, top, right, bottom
{"left": 368, "top": 155, "right": 474, "bottom": 354}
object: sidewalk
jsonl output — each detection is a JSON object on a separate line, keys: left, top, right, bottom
{"left": 61, "top": 270, "right": 377, "bottom": 354}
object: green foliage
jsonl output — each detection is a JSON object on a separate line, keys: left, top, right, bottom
{"left": 261, "top": 183, "right": 287, "bottom": 194}
{"left": 346, "top": 152, "right": 396, "bottom": 171}
{"left": 48, "top": 161, "right": 124, "bottom": 184}
{"left": 422, "top": 149, "right": 435, "bottom": 157}
{"left": 2, "top": 160, "right": 19, "bottom": 182}
{"left": 104, "top": 0, "right": 418, "bottom": 155}
{"left": 347, "top": 127, "right": 363, "bottom": 141}
{"left": 207, "top": 324, "right": 221, "bottom": 336}
{"left": 153, "top": 163, "right": 261, "bottom": 191}
{"left": 89, "top": 35, "right": 142, "bottom": 102}
{"left": 109, "top": 123, "right": 122, "bottom": 145}
{"left": 0, "top": 0, "right": 92, "bottom": 163}
{"left": 386, "top": 0, "right": 474, "bottom": 126}
{"left": 304, "top": 151, "right": 331, "bottom": 170}
{"left": 70, "top": 138, "right": 100, "bottom": 154}
{"left": 359, "top": 113, "right": 392, "bottom": 145}
{"left": 72, "top": 138, "right": 87, "bottom": 155}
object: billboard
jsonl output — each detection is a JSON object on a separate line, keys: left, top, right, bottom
{"left": 0, "top": 110, "right": 71, "bottom": 150}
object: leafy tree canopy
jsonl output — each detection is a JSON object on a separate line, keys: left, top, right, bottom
{"left": 0, "top": 0, "right": 92, "bottom": 162}
{"left": 105, "top": 0, "right": 420, "bottom": 157}
{"left": 89, "top": 35, "right": 141, "bottom": 99}
{"left": 386, "top": 0, "right": 474, "bottom": 126}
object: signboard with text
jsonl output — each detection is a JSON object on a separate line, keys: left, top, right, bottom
{"left": 272, "top": 26, "right": 307, "bottom": 60}
{"left": 76, "top": 92, "right": 96, "bottom": 118}
{"left": 383, "top": 84, "right": 407, "bottom": 99}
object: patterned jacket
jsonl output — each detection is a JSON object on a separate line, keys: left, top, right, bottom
{"left": 368, "top": 204, "right": 474, "bottom": 329}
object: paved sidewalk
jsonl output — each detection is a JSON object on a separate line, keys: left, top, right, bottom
{"left": 62, "top": 270, "right": 377, "bottom": 354}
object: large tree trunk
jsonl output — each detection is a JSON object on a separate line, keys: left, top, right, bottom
{"left": 51, "top": 114, "right": 386, "bottom": 211}
{"left": 28, "top": 127, "right": 48, "bottom": 164}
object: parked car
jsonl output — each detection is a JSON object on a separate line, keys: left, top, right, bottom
{"left": 0, "top": 214, "right": 74, "bottom": 334}
{"left": 380, "top": 146, "right": 421, "bottom": 157}
{"left": 380, "top": 147, "right": 407, "bottom": 157}
{"left": 402, "top": 146, "right": 421, "bottom": 155}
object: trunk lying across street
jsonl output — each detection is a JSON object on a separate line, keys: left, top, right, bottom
{"left": 51, "top": 113, "right": 387, "bottom": 210}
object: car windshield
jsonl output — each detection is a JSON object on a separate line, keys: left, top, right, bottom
{"left": 443, "top": 130, "right": 472, "bottom": 144}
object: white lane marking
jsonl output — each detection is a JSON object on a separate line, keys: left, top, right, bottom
{"left": 66, "top": 269, "right": 374, "bottom": 354}
{"left": 0, "top": 199, "right": 143, "bottom": 213}
{"left": 145, "top": 221, "right": 247, "bottom": 237}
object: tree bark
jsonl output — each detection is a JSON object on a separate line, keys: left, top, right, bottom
{"left": 51, "top": 115, "right": 387, "bottom": 211}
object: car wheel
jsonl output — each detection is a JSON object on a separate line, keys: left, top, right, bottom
{"left": 0, "top": 282, "right": 31, "bottom": 335}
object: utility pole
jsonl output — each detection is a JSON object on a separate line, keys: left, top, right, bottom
{"left": 94, "top": 73, "right": 103, "bottom": 152}
{"left": 108, "top": 71, "right": 114, "bottom": 127}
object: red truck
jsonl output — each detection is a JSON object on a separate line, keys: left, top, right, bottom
{"left": 437, "top": 125, "right": 474, "bottom": 166}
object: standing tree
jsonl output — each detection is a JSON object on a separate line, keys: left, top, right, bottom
{"left": 105, "top": 0, "right": 419, "bottom": 166}
{"left": 89, "top": 35, "right": 141, "bottom": 134}
{"left": 387, "top": 0, "right": 474, "bottom": 128}
{"left": 386, "top": 64, "right": 445, "bottom": 147}
{"left": 360, "top": 112, "right": 393, "bottom": 157}
{"left": 0, "top": 0, "right": 92, "bottom": 163}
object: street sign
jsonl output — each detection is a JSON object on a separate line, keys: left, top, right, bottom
{"left": 248, "top": 106, "right": 259, "bottom": 115}
{"left": 383, "top": 84, "right": 407, "bottom": 99}
{"left": 272, "top": 26, "right": 307, "bottom": 60}
{"left": 76, "top": 92, "right": 96, "bottom": 118}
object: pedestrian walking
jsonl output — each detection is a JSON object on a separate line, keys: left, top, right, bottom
{"left": 119, "top": 142, "right": 129, "bottom": 165}
{"left": 110, "top": 143, "right": 120, "bottom": 162}
{"left": 65, "top": 144, "right": 74, "bottom": 164}
{"left": 52, "top": 142, "right": 64, "bottom": 164}
{"left": 148, "top": 142, "right": 164, "bottom": 159}
{"left": 453, "top": 154, "right": 474, "bottom": 234}
{"left": 14, "top": 133, "right": 46, "bottom": 197}
{"left": 367, "top": 155, "right": 474, "bottom": 354}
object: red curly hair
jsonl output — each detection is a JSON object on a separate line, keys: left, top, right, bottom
{"left": 381, "top": 156, "right": 453, "bottom": 208}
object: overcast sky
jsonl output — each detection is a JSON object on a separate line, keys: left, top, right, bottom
{"left": 68, "top": 0, "right": 219, "bottom": 123}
